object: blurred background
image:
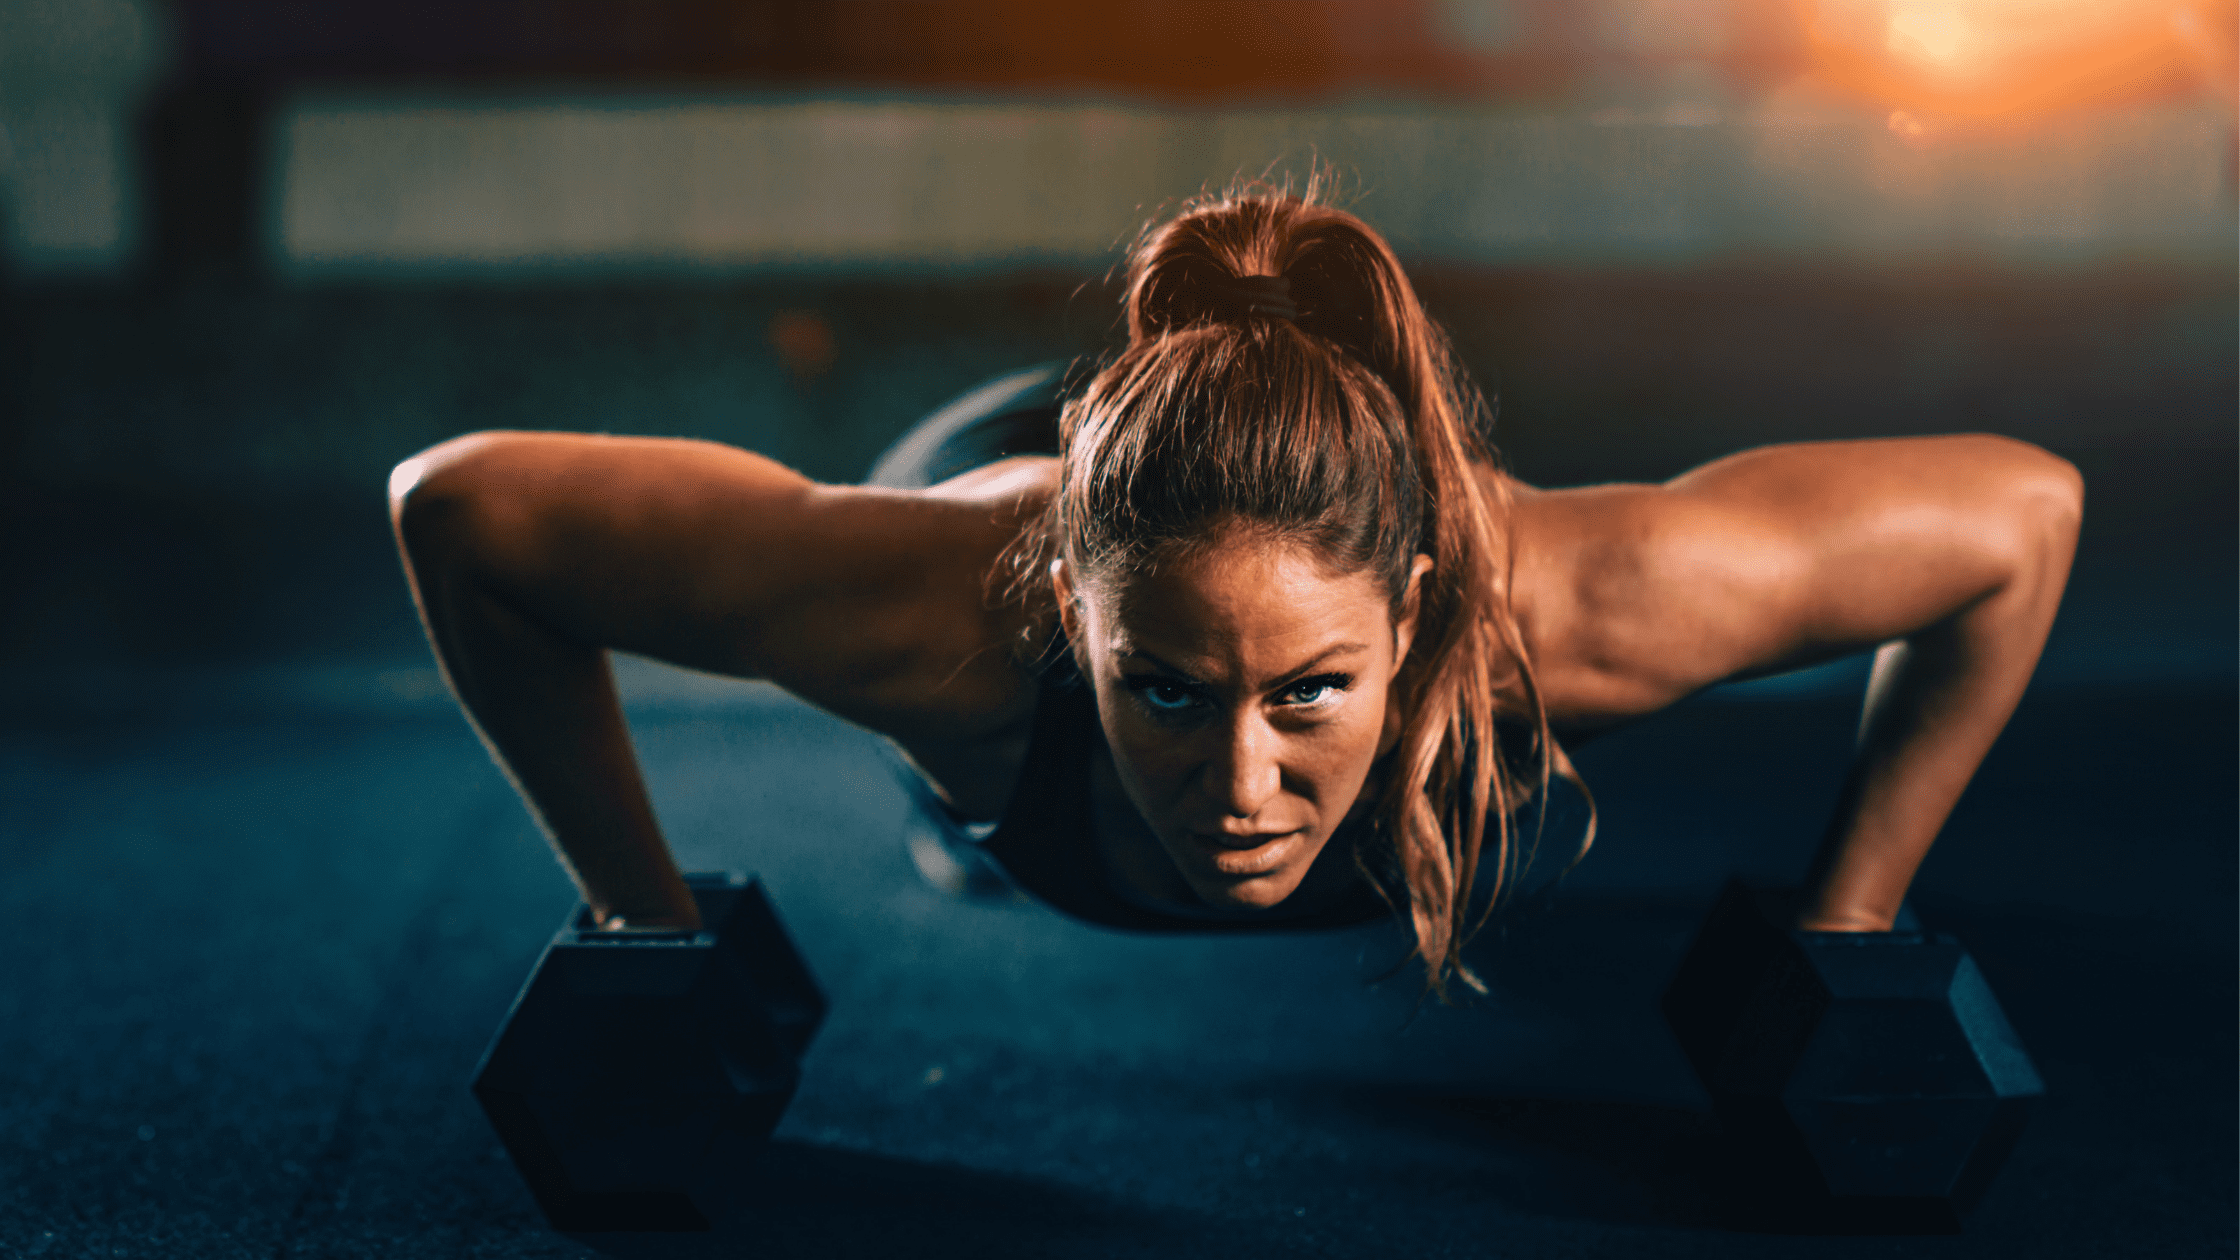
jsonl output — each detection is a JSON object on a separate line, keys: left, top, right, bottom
{"left": 1, "top": 0, "right": 2232, "bottom": 700}
{"left": 1, "top": 4, "right": 2234, "bottom": 1255}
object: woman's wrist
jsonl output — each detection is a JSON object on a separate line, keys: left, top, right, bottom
{"left": 1794, "top": 908, "right": 1896, "bottom": 932}
{"left": 1795, "top": 882, "right": 1900, "bottom": 931}
{"left": 589, "top": 891, "right": 704, "bottom": 932}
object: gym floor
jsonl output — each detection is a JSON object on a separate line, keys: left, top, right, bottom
{"left": 2, "top": 273, "right": 2233, "bottom": 1258}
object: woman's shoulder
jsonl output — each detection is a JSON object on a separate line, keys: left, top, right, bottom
{"left": 838, "top": 459, "right": 1066, "bottom": 816}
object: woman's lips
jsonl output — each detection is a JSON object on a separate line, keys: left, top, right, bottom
{"left": 1187, "top": 829, "right": 1304, "bottom": 877}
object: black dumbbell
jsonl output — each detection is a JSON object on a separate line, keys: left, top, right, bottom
{"left": 472, "top": 872, "right": 825, "bottom": 1232}
{"left": 1662, "top": 880, "right": 2043, "bottom": 1233}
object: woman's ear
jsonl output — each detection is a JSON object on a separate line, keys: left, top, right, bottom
{"left": 1391, "top": 553, "right": 1435, "bottom": 672}
{"left": 1050, "top": 556, "right": 1083, "bottom": 645}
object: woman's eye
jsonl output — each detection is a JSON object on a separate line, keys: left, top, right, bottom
{"left": 1125, "top": 679, "right": 1201, "bottom": 712}
{"left": 1277, "top": 674, "right": 1352, "bottom": 707}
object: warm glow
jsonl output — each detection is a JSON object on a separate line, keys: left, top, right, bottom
{"left": 1886, "top": 4, "right": 1979, "bottom": 69}
{"left": 1803, "top": 0, "right": 2235, "bottom": 126}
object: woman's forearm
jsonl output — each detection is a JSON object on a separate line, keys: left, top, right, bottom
{"left": 1798, "top": 629, "right": 2007, "bottom": 930}
{"left": 1798, "top": 483, "right": 2080, "bottom": 931}
{"left": 393, "top": 458, "right": 701, "bottom": 930}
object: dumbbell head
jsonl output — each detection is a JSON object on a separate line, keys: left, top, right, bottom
{"left": 472, "top": 873, "right": 825, "bottom": 1232}
{"left": 1662, "top": 881, "right": 2043, "bottom": 1233}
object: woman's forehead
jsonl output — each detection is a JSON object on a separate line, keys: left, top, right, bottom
{"left": 1092, "top": 536, "right": 1392, "bottom": 663}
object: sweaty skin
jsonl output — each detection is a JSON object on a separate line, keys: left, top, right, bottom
{"left": 390, "top": 433, "right": 2080, "bottom": 933}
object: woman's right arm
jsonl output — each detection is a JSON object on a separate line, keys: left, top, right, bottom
{"left": 389, "top": 431, "right": 1037, "bottom": 929}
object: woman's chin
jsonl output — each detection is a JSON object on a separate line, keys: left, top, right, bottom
{"left": 1187, "top": 869, "right": 1307, "bottom": 912}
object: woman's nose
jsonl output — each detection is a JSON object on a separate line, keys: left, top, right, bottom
{"left": 1204, "top": 716, "right": 1282, "bottom": 819}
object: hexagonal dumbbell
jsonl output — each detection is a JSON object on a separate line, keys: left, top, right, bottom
{"left": 472, "top": 872, "right": 825, "bottom": 1232}
{"left": 1662, "top": 880, "right": 2043, "bottom": 1233}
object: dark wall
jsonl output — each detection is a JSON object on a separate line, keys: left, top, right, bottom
{"left": 2, "top": 261, "right": 2231, "bottom": 669}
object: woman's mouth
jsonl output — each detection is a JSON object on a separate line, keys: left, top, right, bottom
{"left": 1186, "top": 829, "right": 1304, "bottom": 877}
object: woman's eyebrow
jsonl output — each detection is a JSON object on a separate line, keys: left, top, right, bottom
{"left": 1113, "top": 647, "right": 1200, "bottom": 681}
{"left": 1115, "top": 642, "right": 1368, "bottom": 690}
{"left": 1259, "top": 643, "right": 1368, "bottom": 690}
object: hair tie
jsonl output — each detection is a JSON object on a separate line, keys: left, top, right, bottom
{"left": 1214, "top": 274, "right": 1298, "bottom": 322}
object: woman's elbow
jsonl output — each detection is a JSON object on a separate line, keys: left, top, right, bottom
{"left": 1988, "top": 444, "right": 2082, "bottom": 602}
{"left": 1969, "top": 436, "right": 2082, "bottom": 543}
{"left": 2015, "top": 446, "right": 2084, "bottom": 544}
{"left": 389, "top": 431, "right": 523, "bottom": 561}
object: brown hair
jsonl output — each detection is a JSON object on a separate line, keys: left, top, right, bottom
{"left": 1019, "top": 176, "right": 1589, "bottom": 996}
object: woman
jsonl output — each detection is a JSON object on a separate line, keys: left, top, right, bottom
{"left": 389, "top": 184, "right": 2081, "bottom": 995}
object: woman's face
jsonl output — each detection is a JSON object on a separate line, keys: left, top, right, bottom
{"left": 1055, "top": 529, "right": 1427, "bottom": 911}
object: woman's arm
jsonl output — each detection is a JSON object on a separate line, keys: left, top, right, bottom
{"left": 1518, "top": 434, "right": 2083, "bottom": 930}
{"left": 389, "top": 431, "right": 1039, "bottom": 928}
{"left": 1788, "top": 453, "right": 2081, "bottom": 930}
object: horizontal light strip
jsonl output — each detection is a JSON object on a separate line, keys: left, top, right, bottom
{"left": 276, "top": 94, "right": 2236, "bottom": 273}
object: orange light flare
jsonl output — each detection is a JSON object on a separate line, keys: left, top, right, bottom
{"left": 1798, "top": 0, "right": 2238, "bottom": 135}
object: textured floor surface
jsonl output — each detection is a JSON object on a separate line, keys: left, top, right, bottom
{"left": 2, "top": 662, "right": 2231, "bottom": 1259}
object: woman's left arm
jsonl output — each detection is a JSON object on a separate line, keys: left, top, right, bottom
{"left": 1661, "top": 435, "right": 2084, "bottom": 931}
{"left": 1793, "top": 445, "right": 2082, "bottom": 930}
